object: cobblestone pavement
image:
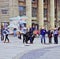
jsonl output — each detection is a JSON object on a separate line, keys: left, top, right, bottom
{"left": 20, "top": 46, "right": 60, "bottom": 59}
{"left": 0, "top": 35, "right": 60, "bottom": 59}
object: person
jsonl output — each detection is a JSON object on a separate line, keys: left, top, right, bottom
{"left": 17, "top": 31, "right": 21, "bottom": 39}
{"left": 48, "top": 29, "right": 53, "bottom": 44}
{"left": 40, "top": 27, "right": 46, "bottom": 44}
{"left": 58, "top": 27, "right": 60, "bottom": 34}
{"left": 1, "top": 27, "right": 4, "bottom": 41}
{"left": 53, "top": 28, "right": 58, "bottom": 44}
{"left": 58, "top": 27, "right": 60, "bottom": 30}
{"left": 25, "top": 31, "right": 30, "bottom": 44}
{"left": 13, "top": 28, "right": 17, "bottom": 37}
{"left": 3, "top": 28, "right": 10, "bottom": 43}
{"left": 29, "top": 26, "right": 35, "bottom": 44}
{"left": 22, "top": 26, "right": 27, "bottom": 43}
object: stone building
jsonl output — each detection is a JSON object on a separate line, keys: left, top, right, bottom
{"left": 0, "top": 0, "right": 60, "bottom": 30}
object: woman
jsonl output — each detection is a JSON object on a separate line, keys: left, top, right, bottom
{"left": 3, "top": 28, "right": 10, "bottom": 43}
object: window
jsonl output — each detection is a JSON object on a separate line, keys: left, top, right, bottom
{"left": 18, "top": 0, "right": 25, "bottom": 1}
{"left": 44, "top": 8, "right": 47, "bottom": 17}
{"left": 18, "top": 0, "right": 26, "bottom": 2}
{"left": 32, "top": 7, "right": 37, "bottom": 17}
{"left": 1, "top": 9, "right": 8, "bottom": 14}
{"left": 32, "top": 0, "right": 36, "bottom": 3}
{"left": 44, "top": 0, "right": 45, "bottom": 3}
{"left": 19, "top": 6, "right": 26, "bottom": 16}
{"left": 32, "top": 0, "right": 35, "bottom": 1}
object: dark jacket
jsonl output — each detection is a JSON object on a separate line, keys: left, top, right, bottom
{"left": 40, "top": 29, "right": 46, "bottom": 36}
{"left": 54, "top": 30, "right": 58, "bottom": 37}
{"left": 48, "top": 30, "right": 52, "bottom": 38}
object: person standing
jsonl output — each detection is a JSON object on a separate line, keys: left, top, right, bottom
{"left": 22, "top": 26, "right": 27, "bottom": 43}
{"left": 13, "top": 28, "right": 17, "bottom": 37}
{"left": 48, "top": 30, "right": 53, "bottom": 44}
{"left": 53, "top": 28, "right": 58, "bottom": 44}
{"left": 29, "top": 26, "right": 35, "bottom": 44}
{"left": 40, "top": 27, "right": 46, "bottom": 44}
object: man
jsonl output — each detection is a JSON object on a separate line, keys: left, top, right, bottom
{"left": 22, "top": 26, "right": 27, "bottom": 43}
{"left": 13, "top": 28, "right": 17, "bottom": 37}
{"left": 53, "top": 28, "right": 58, "bottom": 44}
{"left": 40, "top": 27, "right": 46, "bottom": 44}
{"left": 29, "top": 26, "right": 35, "bottom": 44}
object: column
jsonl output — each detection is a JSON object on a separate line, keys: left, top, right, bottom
{"left": 57, "top": 0, "right": 60, "bottom": 27}
{"left": 38, "top": 0, "right": 44, "bottom": 29}
{"left": 50, "top": 0, "right": 55, "bottom": 29}
{"left": 9, "top": 0, "right": 19, "bottom": 18}
{"left": 47, "top": 0, "right": 50, "bottom": 29}
{"left": 26, "top": 0, "right": 32, "bottom": 28}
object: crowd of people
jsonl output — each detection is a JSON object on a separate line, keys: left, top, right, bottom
{"left": 40, "top": 27, "right": 60, "bottom": 44}
{"left": 1, "top": 24, "right": 60, "bottom": 44}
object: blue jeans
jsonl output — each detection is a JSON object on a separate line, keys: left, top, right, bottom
{"left": 13, "top": 31, "right": 17, "bottom": 37}
{"left": 41, "top": 35, "right": 45, "bottom": 44}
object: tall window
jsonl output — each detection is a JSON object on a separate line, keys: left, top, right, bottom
{"left": 44, "top": 8, "right": 47, "bottom": 17}
{"left": 19, "top": 6, "right": 26, "bottom": 16}
{"left": 32, "top": 7, "right": 37, "bottom": 17}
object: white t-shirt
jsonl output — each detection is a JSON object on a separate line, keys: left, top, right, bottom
{"left": 22, "top": 27, "right": 27, "bottom": 34}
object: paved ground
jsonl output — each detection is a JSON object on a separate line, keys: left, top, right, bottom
{"left": 20, "top": 46, "right": 60, "bottom": 59}
{"left": 0, "top": 35, "right": 60, "bottom": 59}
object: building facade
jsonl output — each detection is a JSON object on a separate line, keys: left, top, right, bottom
{"left": 0, "top": 0, "right": 60, "bottom": 30}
